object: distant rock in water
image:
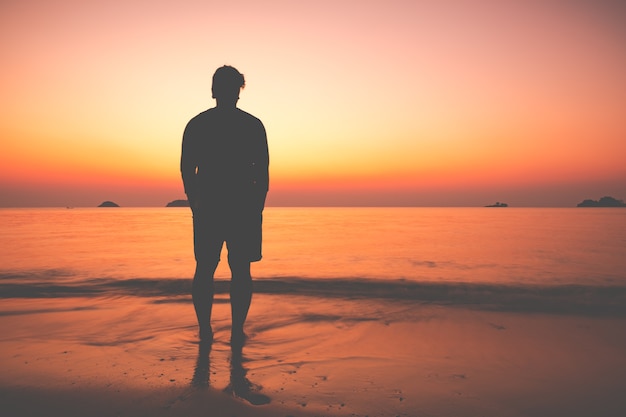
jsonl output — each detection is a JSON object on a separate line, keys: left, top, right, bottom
{"left": 485, "top": 202, "right": 508, "bottom": 207}
{"left": 98, "top": 201, "right": 120, "bottom": 207}
{"left": 577, "top": 196, "right": 625, "bottom": 207}
{"left": 166, "top": 199, "right": 190, "bottom": 207}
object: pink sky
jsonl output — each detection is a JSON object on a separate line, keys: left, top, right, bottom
{"left": 1, "top": 0, "right": 625, "bottom": 206}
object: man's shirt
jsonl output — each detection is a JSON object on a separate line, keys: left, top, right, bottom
{"left": 181, "top": 107, "right": 269, "bottom": 213}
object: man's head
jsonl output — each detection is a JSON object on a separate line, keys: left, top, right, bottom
{"left": 212, "top": 65, "right": 245, "bottom": 104}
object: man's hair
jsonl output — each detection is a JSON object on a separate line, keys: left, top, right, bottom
{"left": 212, "top": 65, "right": 245, "bottom": 99}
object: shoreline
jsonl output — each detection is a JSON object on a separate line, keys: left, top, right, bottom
{"left": 3, "top": 276, "right": 626, "bottom": 317}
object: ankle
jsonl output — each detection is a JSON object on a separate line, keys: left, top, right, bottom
{"left": 199, "top": 325, "right": 213, "bottom": 341}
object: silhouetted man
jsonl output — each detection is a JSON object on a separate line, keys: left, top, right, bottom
{"left": 181, "top": 65, "right": 269, "bottom": 344}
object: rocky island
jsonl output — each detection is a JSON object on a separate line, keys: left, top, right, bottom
{"left": 98, "top": 201, "right": 120, "bottom": 207}
{"left": 577, "top": 196, "right": 625, "bottom": 207}
{"left": 166, "top": 199, "right": 190, "bottom": 207}
{"left": 485, "top": 202, "right": 508, "bottom": 207}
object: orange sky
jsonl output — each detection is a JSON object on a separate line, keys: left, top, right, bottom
{"left": 1, "top": 0, "right": 625, "bottom": 207}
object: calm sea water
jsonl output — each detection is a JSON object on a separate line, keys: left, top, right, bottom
{"left": 1, "top": 207, "right": 626, "bottom": 314}
{"left": 1, "top": 207, "right": 625, "bottom": 284}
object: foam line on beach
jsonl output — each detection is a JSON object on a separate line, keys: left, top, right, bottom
{"left": 1, "top": 270, "right": 626, "bottom": 316}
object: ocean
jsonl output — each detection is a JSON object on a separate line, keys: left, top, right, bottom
{"left": 1, "top": 207, "right": 625, "bottom": 315}
{"left": 2, "top": 207, "right": 626, "bottom": 416}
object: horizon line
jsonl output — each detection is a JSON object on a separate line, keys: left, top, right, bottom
{"left": 0, "top": 204, "right": 615, "bottom": 209}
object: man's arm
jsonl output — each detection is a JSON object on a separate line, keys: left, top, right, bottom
{"left": 254, "top": 121, "right": 269, "bottom": 212}
{"left": 180, "top": 121, "right": 198, "bottom": 208}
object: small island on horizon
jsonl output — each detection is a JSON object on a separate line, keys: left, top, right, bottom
{"left": 98, "top": 201, "right": 120, "bottom": 207}
{"left": 485, "top": 202, "right": 508, "bottom": 207}
{"left": 577, "top": 196, "right": 625, "bottom": 207}
{"left": 166, "top": 199, "right": 190, "bottom": 207}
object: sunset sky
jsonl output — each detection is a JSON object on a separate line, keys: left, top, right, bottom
{"left": 1, "top": 0, "right": 625, "bottom": 207}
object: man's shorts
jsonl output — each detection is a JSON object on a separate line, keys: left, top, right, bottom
{"left": 192, "top": 209, "right": 263, "bottom": 264}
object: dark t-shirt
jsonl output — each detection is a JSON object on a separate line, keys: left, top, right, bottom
{"left": 181, "top": 107, "right": 269, "bottom": 215}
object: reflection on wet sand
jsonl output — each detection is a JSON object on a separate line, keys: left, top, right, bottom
{"left": 192, "top": 337, "right": 270, "bottom": 406}
{"left": 191, "top": 340, "right": 211, "bottom": 388}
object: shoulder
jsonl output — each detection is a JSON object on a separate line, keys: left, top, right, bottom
{"left": 236, "top": 109, "right": 266, "bottom": 139}
{"left": 183, "top": 109, "right": 219, "bottom": 141}
{"left": 186, "top": 108, "right": 217, "bottom": 128}
{"left": 236, "top": 108, "right": 264, "bottom": 127}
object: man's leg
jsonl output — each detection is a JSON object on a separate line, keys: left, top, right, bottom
{"left": 192, "top": 260, "right": 218, "bottom": 340}
{"left": 229, "top": 259, "right": 253, "bottom": 343}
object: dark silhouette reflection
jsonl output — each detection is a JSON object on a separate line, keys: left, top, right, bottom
{"left": 191, "top": 339, "right": 212, "bottom": 388}
{"left": 225, "top": 341, "right": 271, "bottom": 405}
{"left": 191, "top": 337, "right": 270, "bottom": 405}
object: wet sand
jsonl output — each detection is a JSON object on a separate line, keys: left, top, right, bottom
{"left": 2, "top": 293, "right": 626, "bottom": 417}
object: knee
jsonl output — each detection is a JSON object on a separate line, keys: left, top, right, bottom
{"left": 195, "top": 260, "right": 218, "bottom": 278}
{"left": 228, "top": 260, "right": 251, "bottom": 281}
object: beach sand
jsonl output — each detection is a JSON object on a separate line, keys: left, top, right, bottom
{"left": 2, "top": 292, "right": 626, "bottom": 417}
